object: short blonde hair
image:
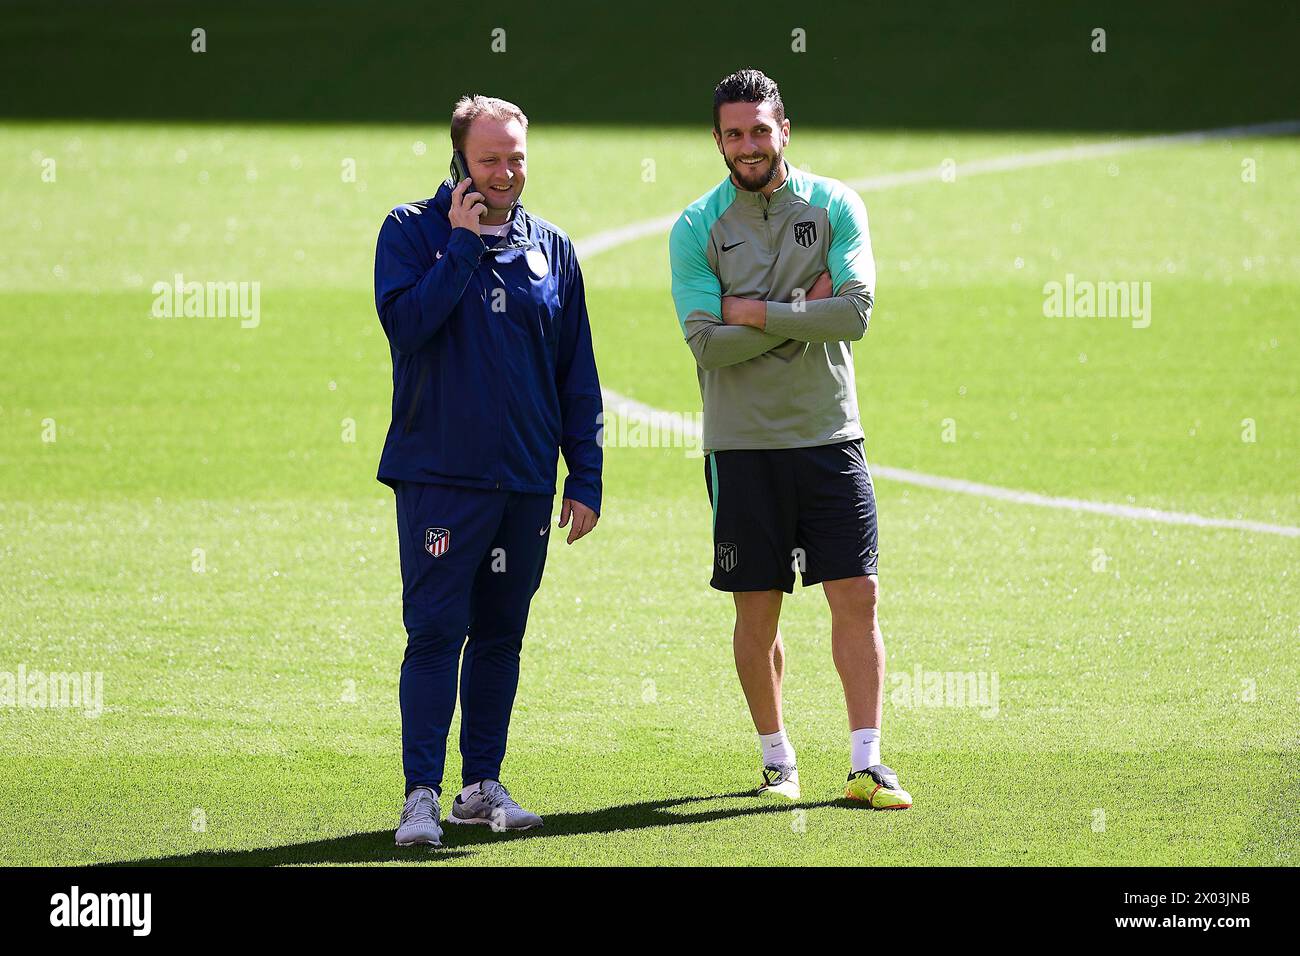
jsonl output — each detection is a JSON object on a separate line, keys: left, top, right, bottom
{"left": 450, "top": 94, "right": 529, "bottom": 152}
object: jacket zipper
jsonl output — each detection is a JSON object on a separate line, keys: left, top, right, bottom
{"left": 489, "top": 260, "right": 504, "bottom": 490}
{"left": 489, "top": 234, "right": 531, "bottom": 490}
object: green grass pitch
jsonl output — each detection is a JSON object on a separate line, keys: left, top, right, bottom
{"left": 0, "top": 122, "right": 1296, "bottom": 865}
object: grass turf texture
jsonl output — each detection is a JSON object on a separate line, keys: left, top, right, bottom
{"left": 1, "top": 124, "right": 1296, "bottom": 866}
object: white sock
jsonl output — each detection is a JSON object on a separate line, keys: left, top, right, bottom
{"left": 850, "top": 727, "right": 881, "bottom": 773}
{"left": 459, "top": 781, "right": 482, "bottom": 801}
{"left": 758, "top": 728, "right": 796, "bottom": 767}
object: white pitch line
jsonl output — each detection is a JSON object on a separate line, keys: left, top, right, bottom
{"left": 576, "top": 212, "right": 682, "bottom": 259}
{"left": 866, "top": 465, "right": 1300, "bottom": 538}
{"left": 601, "top": 389, "right": 1299, "bottom": 538}
{"left": 587, "top": 119, "right": 1300, "bottom": 538}
{"left": 575, "top": 118, "right": 1300, "bottom": 260}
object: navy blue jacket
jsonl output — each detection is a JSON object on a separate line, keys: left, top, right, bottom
{"left": 373, "top": 182, "right": 603, "bottom": 513}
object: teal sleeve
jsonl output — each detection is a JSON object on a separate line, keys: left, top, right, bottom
{"left": 827, "top": 187, "right": 875, "bottom": 295}
{"left": 669, "top": 212, "right": 721, "bottom": 331}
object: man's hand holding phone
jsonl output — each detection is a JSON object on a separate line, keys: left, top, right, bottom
{"left": 449, "top": 178, "right": 486, "bottom": 236}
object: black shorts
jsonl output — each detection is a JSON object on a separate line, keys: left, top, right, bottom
{"left": 704, "top": 439, "right": 879, "bottom": 593}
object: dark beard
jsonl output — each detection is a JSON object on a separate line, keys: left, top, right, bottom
{"left": 726, "top": 149, "right": 782, "bottom": 192}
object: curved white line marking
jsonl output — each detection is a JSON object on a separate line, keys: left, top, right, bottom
{"left": 587, "top": 120, "right": 1300, "bottom": 538}
{"left": 602, "top": 389, "right": 1299, "bottom": 537}
{"left": 575, "top": 119, "right": 1300, "bottom": 260}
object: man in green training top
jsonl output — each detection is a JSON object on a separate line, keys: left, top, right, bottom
{"left": 668, "top": 69, "right": 911, "bottom": 809}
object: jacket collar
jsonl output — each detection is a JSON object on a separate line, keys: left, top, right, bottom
{"left": 432, "top": 180, "right": 533, "bottom": 252}
{"left": 727, "top": 161, "right": 796, "bottom": 213}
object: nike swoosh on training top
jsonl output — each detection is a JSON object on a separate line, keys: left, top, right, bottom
{"left": 720, "top": 241, "right": 746, "bottom": 252}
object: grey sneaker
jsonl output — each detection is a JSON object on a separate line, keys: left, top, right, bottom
{"left": 757, "top": 763, "right": 801, "bottom": 800}
{"left": 447, "top": 780, "right": 543, "bottom": 831}
{"left": 395, "top": 786, "right": 443, "bottom": 846}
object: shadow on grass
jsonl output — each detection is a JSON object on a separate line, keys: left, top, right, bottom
{"left": 100, "top": 791, "right": 851, "bottom": 866}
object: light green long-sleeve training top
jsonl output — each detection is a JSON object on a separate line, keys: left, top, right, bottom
{"left": 669, "top": 162, "right": 875, "bottom": 453}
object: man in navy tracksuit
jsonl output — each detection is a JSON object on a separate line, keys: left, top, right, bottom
{"left": 374, "top": 95, "right": 602, "bottom": 846}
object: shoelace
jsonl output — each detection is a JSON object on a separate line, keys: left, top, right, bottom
{"left": 401, "top": 790, "right": 437, "bottom": 824}
{"left": 762, "top": 765, "right": 794, "bottom": 785}
{"left": 478, "top": 781, "right": 519, "bottom": 811}
{"left": 849, "top": 768, "right": 899, "bottom": 789}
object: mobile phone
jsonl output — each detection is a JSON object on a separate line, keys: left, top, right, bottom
{"left": 449, "top": 150, "right": 471, "bottom": 185}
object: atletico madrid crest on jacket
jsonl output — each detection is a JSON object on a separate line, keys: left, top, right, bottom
{"left": 425, "top": 527, "right": 451, "bottom": 558}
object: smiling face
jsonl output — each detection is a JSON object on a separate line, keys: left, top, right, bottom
{"left": 463, "top": 116, "right": 527, "bottom": 221}
{"left": 713, "top": 100, "right": 790, "bottom": 194}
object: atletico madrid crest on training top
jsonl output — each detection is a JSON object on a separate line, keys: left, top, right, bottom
{"left": 425, "top": 527, "right": 450, "bottom": 558}
{"left": 793, "top": 220, "right": 817, "bottom": 247}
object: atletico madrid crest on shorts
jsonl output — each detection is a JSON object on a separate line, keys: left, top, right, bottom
{"left": 425, "top": 527, "right": 451, "bottom": 558}
{"left": 717, "top": 541, "right": 738, "bottom": 572}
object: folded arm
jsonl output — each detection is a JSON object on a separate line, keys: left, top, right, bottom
{"left": 722, "top": 187, "right": 877, "bottom": 345}
{"left": 683, "top": 314, "right": 790, "bottom": 370}
{"left": 670, "top": 211, "right": 786, "bottom": 371}
{"left": 723, "top": 273, "right": 873, "bottom": 344}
